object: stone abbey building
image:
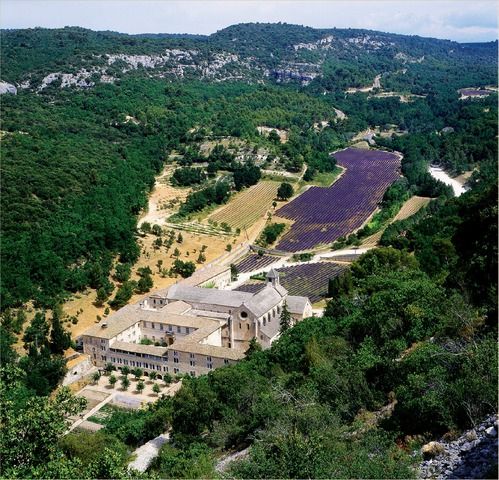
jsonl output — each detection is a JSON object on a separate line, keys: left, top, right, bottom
{"left": 82, "top": 269, "right": 312, "bottom": 378}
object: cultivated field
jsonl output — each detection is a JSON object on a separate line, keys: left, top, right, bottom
{"left": 275, "top": 148, "right": 401, "bottom": 252}
{"left": 234, "top": 254, "right": 280, "bottom": 273}
{"left": 360, "top": 195, "right": 431, "bottom": 247}
{"left": 393, "top": 195, "right": 431, "bottom": 221}
{"left": 235, "top": 261, "right": 348, "bottom": 303}
{"left": 458, "top": 88, "right": 493, "bottom": 99}
{"left": 208, "top": 180, "right": 280, "bottom": 229}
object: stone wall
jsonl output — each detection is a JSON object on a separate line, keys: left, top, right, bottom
{"left": 62, "top": 355, "right": 94, "bottom": 386}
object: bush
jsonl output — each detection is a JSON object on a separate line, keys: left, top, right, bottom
{"left": 171, "top": 167, "right": 206, "bottom": 187}
{"left": 171, "top": 259, "right": 196, "bottom": 278}
{"left": 104, "top": 399, "right": 172, "bottom": 447}
{"left": 258, "top": 223, "right": 286, "bottom": 246}
{"left": 59, "top": 431, "right": 128, "bottom": 467}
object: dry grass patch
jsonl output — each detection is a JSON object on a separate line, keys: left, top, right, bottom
{"left": 393, "top": 196, "right": 431, "bottom": 222}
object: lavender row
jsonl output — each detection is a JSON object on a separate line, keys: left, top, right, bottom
{"left": 235, "top": 261, "right": 348, "bottom": 304}
{"left": 277, "top": 262, "right": 347, "bottom": 303}
{"left": 233, "top": 254, "right": 279, "bottom": 273}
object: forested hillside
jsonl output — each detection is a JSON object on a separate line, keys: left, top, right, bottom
{"left": 0, "top": 22, "right": 497, "bottom": 479}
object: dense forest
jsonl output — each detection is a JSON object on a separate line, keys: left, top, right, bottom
{"left": 0, "top": 23, "right": 497, "bottom": 479}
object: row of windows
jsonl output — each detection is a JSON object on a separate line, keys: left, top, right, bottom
{"left": 263, "top": 305, "right": 280, "bottom": 326}
{"left": 109, "top": 348, "right": 163, "bottom": 361}
{"left": 110, "top": 357, "right": 163, "bottom": 371}
{"left": 108, "top": 353, "right": 227, "bottom": 367}
{"left": 143, "top": 321, "right": 192, "bottom": 335}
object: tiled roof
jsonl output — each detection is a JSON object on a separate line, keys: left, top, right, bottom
{"left": 169, "top": 340, "right": 245, "bottom": 361}
{"left": 259, "top": 314, "right": 280, "bottom": 340}
{"left": 82, "top": 300, "right": 218, "bottom": 339}
{"left": 243, "top": 285, "right": 283, "bottom": 317}
{"left": 110, "top": 341, "right": 169, "bottom": 357}
{"left": 286, "top": 295, "right": 310, "bottom": 314}
{"left": 167, "top": 284, "right": 253, "bottom": 307}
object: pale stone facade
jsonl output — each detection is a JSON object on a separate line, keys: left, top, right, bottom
{"left": 81, "top": 269, "right": 311, "bottom": 377}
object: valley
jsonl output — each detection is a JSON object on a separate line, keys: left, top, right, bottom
{"left": 1, "top": 19, "right": 497, "bottom": 480}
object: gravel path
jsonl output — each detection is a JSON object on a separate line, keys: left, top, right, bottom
{"left": 128, "top": 432, "right": 170, "bottom": 473}
{"left": 215, "top": 446, "right": 250, "bottom": 473}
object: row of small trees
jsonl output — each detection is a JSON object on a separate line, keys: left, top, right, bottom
{"left": 91, "top": 364, "right": 174, "bottom": 395}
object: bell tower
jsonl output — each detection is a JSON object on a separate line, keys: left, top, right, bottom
{"left": 267, "top": 268, "right": 280, "bottom": 287}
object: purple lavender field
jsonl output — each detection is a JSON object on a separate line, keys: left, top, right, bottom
{"left": 234, "top": 254, "right": 279, "bottom": 273}
{"left": 235, "top": 261, "right": 348, "bottom": 303}
{"left": 275, "top": 148, "right": 401, "bottom": 251}
{"left": 458, "top": 88, "right": 492, "bottom": 97}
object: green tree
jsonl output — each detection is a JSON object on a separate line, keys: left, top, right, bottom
{"left": 136, "top": 380, "right": 145, "bottom": 394}
{"left": 104, "top": 363, "right": 115, "bottom": 375}
{"left": 245, "top": 337, "right": 262, "bottom": 357}
{"left": 327, "top": 270, "right": 353, "bottom": 297}
{"left": 95, "top": 287, "right": 109, "bottom": 307}
{"left": 0, "top": 378, "right": 86, "bottom": 477}
{"left": 91, "top": 371, "right": 101, "bottom": 384}
{"left": 152, "top": 224, "right": 163, "bottom": 237}
{"left": 113, "top": 263, "right": 131, "bottom": 283}
{"left": 59, "top": 430, "right": 128, "bottom": 469}
{"left": 152, "top": 383, "right": 161, "bottom": 396}
{"left": 49, "top": 310, "right": 72, "bottom": 355}
{"left": 171, "top": 259, "right": 196, "bottom": 278}
{"left": 277, "top": 182, "right": 294, "bottom": 200}
{"left": 230, "top": 264, "right": 239, "bottom": 281}
{"left": 136, "top": 274, "right": 153, "bottom": 294}
{"left": 23, "top": 312, "right": 49, "bottom": 351}
{"left": 140, "top": 222, "right": 152, "bottom": 234}
{"left": 108, "top": 281, "right": 136, "bottom": 309}
{"left": 120, "top": 376, "right": 130, "bottom": 391}
{"left": 279, "top": 302, "right": 292, "bottom": 333}
{"left": 259, "top": 222, "right": 286, "bottom": 246}
{"left": 152, "top": 443, "right": 215, "bottom": 478}
{"left": 108, "top": 374, "right": 117, "bottom": 388}
{"left": 268, "top": 129, "right": 281, "bottom": 144}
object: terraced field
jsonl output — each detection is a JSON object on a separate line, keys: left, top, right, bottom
{"left": 325, "top": 254, "right": 363, "bottom": 263}
{"left": 235, "top": 261, "right": 348, "bottom": 303}
{"left": 393, "top": 195, "right": 431, "bottom": 221}
{"left": 208, "top": 181, "right": 279, "bottom": 229}
{"left": 360, "top": 195, "right": 431, "bottom": 247}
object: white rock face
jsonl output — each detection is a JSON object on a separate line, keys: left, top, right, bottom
{"left": 0, "top": 81, "right": 17, "bottom": 95}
